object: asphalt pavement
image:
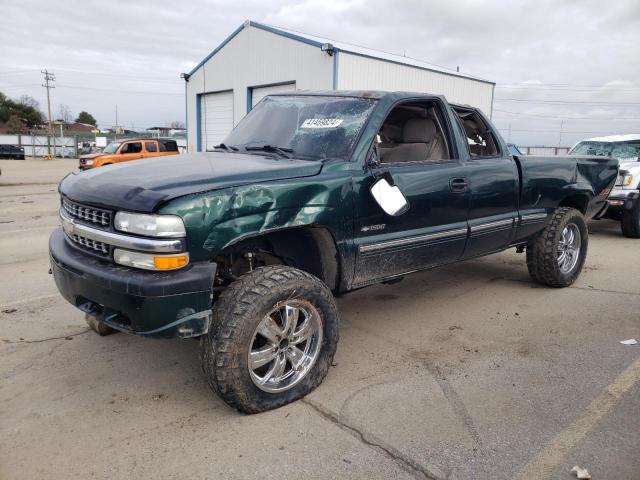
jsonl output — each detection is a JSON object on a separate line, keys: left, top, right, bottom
{"left": 1, "top": 158, "right": 638, "bottom": 479}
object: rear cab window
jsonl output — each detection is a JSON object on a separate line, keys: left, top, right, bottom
{"left": 159, "top": 140, "right": 178, "bottom": 152}
{"left": 452, "top": 107, "right": 500, "bottom": 158}
{"left": 145, "top": 141, "right": 158, "bottom": 152}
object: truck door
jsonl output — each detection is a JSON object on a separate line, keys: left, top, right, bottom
{"left": 119, "top": 141, "right": 143, "bottom": 163}
{"left": 452, "top": 107, "right": 519, "bottom": 258}
{"left": 352, "top": 99, "right": 470, "bottom": 286}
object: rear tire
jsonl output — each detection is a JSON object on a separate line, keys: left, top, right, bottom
{"left": 200, "top": 266, "right": 339, "bottom": 414}
{"left": 526, "top": 207, "right": 588, "bottom": 287}
{"left": 621, "top": 202, "right": 640, "bottom": 238}
{"left": 85, "top": 314, "right": 117, "bottom": 336}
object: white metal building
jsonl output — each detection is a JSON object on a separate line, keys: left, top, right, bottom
{"left": 184, "top": 20, "right": 495, "bottom": 152}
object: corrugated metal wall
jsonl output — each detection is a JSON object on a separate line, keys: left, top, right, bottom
{"left": 336, "top": 53, "right": 494, "bottom": 117}
{"left": 186, "top": 26, "right": 334, "bottom": 150}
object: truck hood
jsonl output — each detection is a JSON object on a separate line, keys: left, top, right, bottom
{"left": 59, "top": 152, "right": 323, "bottom": 212}
{"left": 619, "top": 159, "right": 639, "bottom": 171}
{"left": 79, "top": 153, "right": 105, "bottom": 160}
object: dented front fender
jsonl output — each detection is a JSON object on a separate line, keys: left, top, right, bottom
{"left": 158, "top": 165, "right": 356, "bottom": 262}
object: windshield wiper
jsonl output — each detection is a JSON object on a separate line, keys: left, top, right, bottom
{"left": 212, "top": 143, "right": 239, "bottom": 152}
{"left": 244, "top": 145, "right": 293, "bottom": 158}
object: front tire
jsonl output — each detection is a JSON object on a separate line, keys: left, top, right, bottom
{"left": 200, "top": 266, "right": 339, "bottom": 413}
{"left": 621, "top": 202, "right": 640, "bottom": 238}
{"left": 526, "top": 207, "right": 588, "bottom": 287}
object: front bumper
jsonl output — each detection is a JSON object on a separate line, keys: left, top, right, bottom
{"left": 49, "top": 228, "right": 216, "bottom": 338}
{"left": 607, "top": 190, "right": 639, "bottom": 213}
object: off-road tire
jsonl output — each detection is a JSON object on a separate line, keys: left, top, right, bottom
{"left": 200, "top": 266, "right": 339, "bottom": 414}
{"left": 621, "top": 202, "right": 640, "bottom": 238}
{"left": 526, "top": 207, "right": 588, "bottom": 287}
{"left": 85, "top": 313, "right": 117, "bottom": 336}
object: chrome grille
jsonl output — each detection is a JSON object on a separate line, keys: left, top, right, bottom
{"left": 71, "top": 233, "right": 110, "bottom": 256}
{"left": 62, "top": 198, "right": 111, "bottom": 227}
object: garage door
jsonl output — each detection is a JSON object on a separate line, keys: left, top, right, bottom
{"left": 200, "top": 91, "right": 233, "bottom": 151}
{"left": 251, "top": 83, "right": 296, "bottom": 109}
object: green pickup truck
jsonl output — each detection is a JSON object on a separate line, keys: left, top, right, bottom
{"left": 50, "top": 91, "right": 618, "bottom": 413}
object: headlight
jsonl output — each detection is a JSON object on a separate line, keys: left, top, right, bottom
{"left": 114, "top": 211, "right": 186, "bottom": 237}
{"left": 85, "top": 159, "right": 94, "bottom": 166}
{"left": 622, "top": 174, "right": 634, "bottom": 187}
{"left": 114, "top": 249, "right": 189, "bottom": 271}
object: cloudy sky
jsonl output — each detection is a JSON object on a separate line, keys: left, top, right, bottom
{"left": 1, "top": 0, "right": 639, "bottom": 146}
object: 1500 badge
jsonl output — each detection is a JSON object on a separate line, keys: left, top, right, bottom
{"left": 361, "top": 224, "right": 386, "bottom": 232}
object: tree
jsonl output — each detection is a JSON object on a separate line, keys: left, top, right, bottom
{"left": 18, "top": 95, "right": 45, "bottom": 121}
{"left": 57, "top": 104, "right": 73, "bottom": 124}
{"left": 6, "top": 114, "right": 25, "bottom": 134}
{"left": 169, "top": 120, "right": 185, "bottom": 129}
{"left": 0, "top": 91, "right": 43, "bottom": 128}
{"left": 75, "top": 111, "right": 97, "bottom": 126}
{"left": 18, "top": 95, "right": 40, "bottom": 110}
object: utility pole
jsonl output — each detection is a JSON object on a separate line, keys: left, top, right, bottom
{"left": 558, "top": 119, "right": 564, "bottom": 148}
{"left": 41, "top": 69, "right": 55, "bottom": 158}
{"left": 114, "top": 104, "right": 118, "bottom": 140}
{"left": 507, "top": 123, "right": 512, "bottom": 142}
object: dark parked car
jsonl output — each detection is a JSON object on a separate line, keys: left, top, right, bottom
{"left": 50, "top": 91, "right": 618, "bottom": 413}
{"left": 0, "top": 144, "right": 25, "bottom": 159}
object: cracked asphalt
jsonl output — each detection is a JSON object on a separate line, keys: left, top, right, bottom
{"left": 1, "top": 158, "right": 639, "bottom": 480}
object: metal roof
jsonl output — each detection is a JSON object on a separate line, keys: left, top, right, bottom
{"left": 188, "top": 20, "right": 494, "bottom": 85}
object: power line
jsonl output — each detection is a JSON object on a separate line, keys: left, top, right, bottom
{"left": 493, "top": 126, "right": 639, "bottom": 134}
{"left": 498, "top": 82, "right": 640, "bottom": 89}
{"left": 53, "top": 68, "right": 181, "bottom": 84}
{"left": 0, "top": 69, "right": 41, "bottom": 77}
{"left": 493, "top": 109, "right": 640, "bottom": 120}
{"left": 497, "top": 85, "right": 640, "bottom": 92}
{"left": 495, "top": 98, "right": 640, "bottom": 106}
{"left": 55, "top": 84, "right": 182, "bottom": 96}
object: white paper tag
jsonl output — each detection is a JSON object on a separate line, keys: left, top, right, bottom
{"left": 301, "top": 118, "right": 343, "bottom": 129}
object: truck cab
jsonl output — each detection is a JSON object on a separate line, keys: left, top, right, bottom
{"left": 79, "top": 138, "right": 179, "bottom": 170}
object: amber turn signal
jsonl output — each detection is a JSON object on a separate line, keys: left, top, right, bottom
{"left": 153, "top": 255, "right": 189, "bottom": 270}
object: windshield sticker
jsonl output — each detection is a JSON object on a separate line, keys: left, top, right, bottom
{"left": 301, "top": 118, "right": 344, "bottom": 129}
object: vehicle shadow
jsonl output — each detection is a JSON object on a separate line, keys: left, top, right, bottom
{"left": 588, "top": 218, "right": 623, "bottom": 238}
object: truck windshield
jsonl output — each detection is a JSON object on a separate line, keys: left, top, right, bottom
{"left": 570, "top": 141, "right": 640, "bottom": 160}
{"left": 223, "top": 95, "right": 377, "bottom": 160}
{"left": 103, "top": 142, "right": 121, "bottom": 154}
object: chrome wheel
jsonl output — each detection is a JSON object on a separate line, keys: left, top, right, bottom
{"left": 248, "top": 299, "right": 323, "bottom": 393}
{"left": 557, "top": 223, "right": 581, "bottom": 274}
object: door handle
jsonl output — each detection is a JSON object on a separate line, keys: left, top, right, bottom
{"left": 449, "top": 177, "right": 468, "bottom": 193}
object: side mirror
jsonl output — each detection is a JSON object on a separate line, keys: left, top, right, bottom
{"left": 370, "top": 175, "right": 409, "bottom": 216}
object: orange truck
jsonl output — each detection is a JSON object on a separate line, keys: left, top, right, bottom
{"left": 79, "top": 138, "right": 180, "bottom": 170}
